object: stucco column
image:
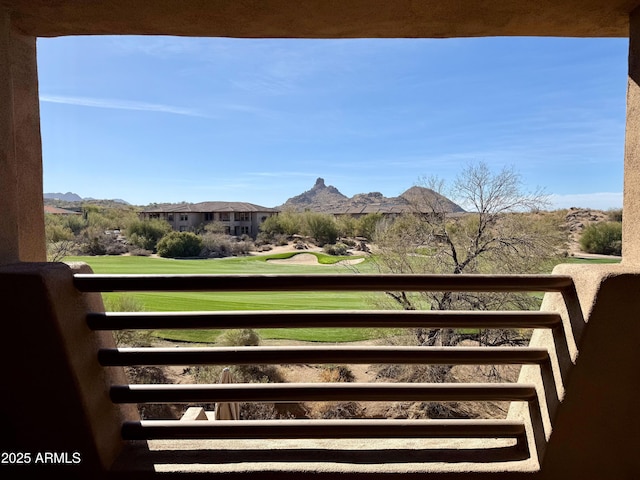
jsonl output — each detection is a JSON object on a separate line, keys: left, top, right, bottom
{"left": 0, "top": 10, "right": 45, "bottom": 265}
{"left": 623, "top": 8, "right": 640, "bottom": 265}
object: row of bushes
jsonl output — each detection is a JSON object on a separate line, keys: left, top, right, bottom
{"left": 259, "top": 211, "right": 383, "bottom": 246}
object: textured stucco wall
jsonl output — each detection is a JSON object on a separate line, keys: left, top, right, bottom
{"left": 0, "top": 262, "right": 138, "bottom": 474}
{"left": 623, "top": 8, "right": 640, "bottom": 264}
{"left": 2, "top": 0, "right": 635, "bottom": 38}
{"left": 0, "top": 12, "right": 45, "bottom": 265}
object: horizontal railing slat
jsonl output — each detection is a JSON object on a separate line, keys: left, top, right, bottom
{"left": 110, "top": 383, "right": 537, "bottom": 404}
{"left": 87, "top": 310, "right": 562, "bottom": 330}
{"left": 121, "top": 419, "right": 526, "bottom": 440}
{"left": 99, "top": 346, "right": 550, "bottom": 366}
{"left": 74, "top": 273, "right": 573, "bottom": 293}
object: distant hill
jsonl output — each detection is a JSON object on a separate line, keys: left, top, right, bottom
{"left": 44, "top": 192, "right": 83, "bottom": 202}
{"left": 84, "top": 197, "right": 130, "bottom": 205}
{"left": 44, "top": 192, "right": 130, "bottom": 205}
{"left": 278, "top": 178, "right": 465, "bottom": 214}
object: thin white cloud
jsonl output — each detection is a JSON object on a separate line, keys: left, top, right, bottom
{"left": 549, "top": 192, "right": 622, "bottom": 210}
{"left": 107, "top": 36, "right": 206, "bottom": 58}
{"left": 40, "top": 94, "right": 206, "bottom": 118}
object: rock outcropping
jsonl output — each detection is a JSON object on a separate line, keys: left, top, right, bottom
{"left": 279, "top": 178, "right": 465, "bottom": 214}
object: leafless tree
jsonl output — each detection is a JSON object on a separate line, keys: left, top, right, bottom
{"left": 46, "top": 239, "right": 77, "bottom": 262}
{"left": 372, "top": 162, "right": 566, "bottom": 347}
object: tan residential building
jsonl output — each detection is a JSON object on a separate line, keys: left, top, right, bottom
{"left": 140, "top": 201, "right": 278, "bottom": 237}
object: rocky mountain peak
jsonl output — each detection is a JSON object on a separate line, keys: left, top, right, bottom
{"left": 279, "top": 179, "right": 464, "bottom": 214}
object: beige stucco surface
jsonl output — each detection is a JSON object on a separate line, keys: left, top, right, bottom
{"left": 3, "top": 0, "right": 638, "bottom": 38}
{"left": 0, "top": 14, "right": 45, "bottom": 264}
{"left": 0, "top": 262, "right": 137, "bottom": 475}
{"left": 1, "top": 0, "right": 640, "bottom": 478}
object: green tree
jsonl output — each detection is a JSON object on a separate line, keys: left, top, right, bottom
{"left": 156, "top": 231, "right": 203, "bottom": 258}
{"left": 303, "top": 212, "right": 338, "bottom": 246}
{"left": 336, "top": 215, "right": 358, "bottom": 238}
{"left": 580, "top": 222, "right": 622, "bottom": 255}
{"left": 356, "top": 213, "right": 384, "bottom": 240}
{"left": 260, "top": 211, "right": 303, "bottom": 237}
{"left": 126, "top": 219, "right": 172, "bottom": 252}
{"left": 63, "top": 214, "right": 86, "bottom": 235}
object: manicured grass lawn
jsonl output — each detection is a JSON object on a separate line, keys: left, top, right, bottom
{"left": 65, "top": 252, "right": 372, "bottom": 274}
{"left": 153, "top": 327, "right": 398, "bottom": 343}
{"left": 65, "top": 252, "right": 621, "bottom": 344}
{"left": 564, "top": 256, "right": 621, "bottom": 264}
{"left": 66, "top": 253, "right": 386, "bottom": 343}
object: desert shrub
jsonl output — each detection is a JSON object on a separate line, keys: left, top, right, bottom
{"left": 341, "top": 238, "right": 357, "bottom": 247}
{"left": 194, "top": 363, "right": 283, "bottom": 385}
{"left": 607, "top": 208, "right": 623, "bottom": 222}
{"left": 336, "top": 215, "right": 358, "bottom": 237}
{"left": 259, "top": 215, "right": 282, "bottom": 236}
{"left": 309, "top": 401, "right": 364, "bottom": 419}
{"left": 579, "top": 222, "right": 622, "bottom": 255}
{"left": 45, "top": 218, "right": 74, "bottom": 243}
{"left": 319, "top": 365, "right": 355, "bottom": 383}
{"left": 238, "top": 402, "right": 289, "bottom": 420}
{"left": 201, "top": 233, "right": 232, "bottom": 257}
{"left": 127, "top": 365, "right": 169, "bottom": 384}
{"left": 80, "top": 229, "right": 108, "bottom": 255}
{"left": 356, "top": 213, "right": 384, "bottom": 240}
{"left": 126, "top": 218, "right": 172, "bottom": 252}
{"left": 157, "top": 231, "right": 203, "bottom": 258}
{"left": 104, "top": 293, "right": 145, "bottom": 313}
{"left": 217, "top": 329, "right": 261, "bottom": 346}
{"left": 323, "top": 242, "right": 349, "bottom": 256}
{"left": 273, "top": 234, "right": 290, "bottom": 246}
{"left": 104, "top": 294, "right": 152, "bottom": 346}
{"left": 193, "top": 329, "right": 281, "bottom": 390}
{"left": 63, "top": 214, "right": 87, "bottom": 235}
{"left": 125, "top": 365, "right": 179, "bottom": 419}
{"left": 260, "top": 211, "right": 303, "bottom": 237}
{"left": 303, "top": 212, "right": 338, "bottom": 246}
{"left": 201, "top": 233, "right": 254, "bottom": 258}
{"left": 202, "top": 221, "right": 227, "bottom": 234}
{"left": 105, "top": 240, "right": 128, "bottom": 255}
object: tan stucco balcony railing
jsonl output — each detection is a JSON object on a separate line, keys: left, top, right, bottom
{"left": 1, "top": 262, "right": 638, "bottom": 478}
{"left": 73, "top": 272, "right": 573, "bottom": 475}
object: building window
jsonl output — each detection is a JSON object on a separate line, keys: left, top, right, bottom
{"left": 167, "top": 213, "right": 174, "bottom": 221}
{"left": 149, "top": 213, "right": 160, "bottom": 219}
{"left": 179, "top": 226, "right": 187, "bottom": 232}
{"left": 180, "top": 213, "right": 188, "bottom": 222}
{"left": 236, "top": 212, "right": 250, "bottom": 222}
{"left": 204, "top": 213, "right": 214, "bottom": 221}
{"left": 219, "top": 213, "right": 230, "bottom": 221}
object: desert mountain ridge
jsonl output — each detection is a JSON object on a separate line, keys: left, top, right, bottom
{"left": 44, "top": 192, "right": 130, "bottom": 205}
{"left": 278, "top": 177, "right": 466, "bottom": 214}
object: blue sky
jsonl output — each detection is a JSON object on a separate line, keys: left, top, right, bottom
{"left": 37, "top": 36, "right": 628, "bottom": 210}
